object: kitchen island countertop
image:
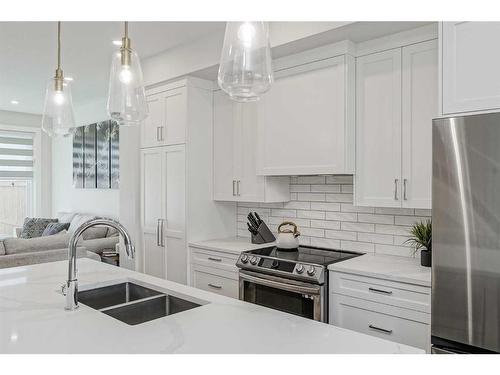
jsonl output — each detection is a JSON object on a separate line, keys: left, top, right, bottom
{"left": 0, "top": 259, "right": 423, "bottom": 353}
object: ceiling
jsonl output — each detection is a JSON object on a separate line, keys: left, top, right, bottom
{"left": 0, "top": 22, "right": 226, "bottom": 115}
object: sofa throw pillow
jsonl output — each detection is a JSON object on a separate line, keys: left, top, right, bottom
{"left": 20, "top": 217, "right": 58, "bottom": 239}
{"left": 42, "top": 222, "right": 71, "bottom": 237}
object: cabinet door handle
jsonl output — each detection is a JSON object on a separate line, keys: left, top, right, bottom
{"left": 369, "top": 287, "right": 393, "bottom": 295}
{"left": 160, "top": 126, "right": 164, "bottom": 142}
{"left": 156, "top": 219, "right": 162, "bottom": 247}
{"left": 208, "top": 283, "right": 222, "bottom": 290}
{"left": 160, "top": 219, "right": 165, "bottom": 247}
{"left": 369, "top": 324, "right": 393, "bottom": 334}
{"left": 237, "top": 180, "right": 241, "bottom": 196}
{"left": 232, "top": 180, "right": 236, "bottom": 196}
{"left": 394, "top": 179, "right": 399, "bottom": 200}
{"left": 403, "top": 178, "right": 408, "bottom": 200}
{"left": 156, "top": 127, "right": 160, "bottom": 141}
{"left": 208, "top": 257, "right": 222, "bottom": 262}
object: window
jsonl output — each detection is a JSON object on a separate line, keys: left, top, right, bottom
{"left": 0, "top": 130, "right": 34, "bottom": 237}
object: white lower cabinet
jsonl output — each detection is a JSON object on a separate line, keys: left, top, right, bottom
{"left": 329, "top": 270, "right": 431, "bottom": 352}
{"left": 189, "top": 246, "right": 239, "bottom": 299}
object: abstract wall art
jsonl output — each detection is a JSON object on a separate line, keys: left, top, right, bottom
{"left": 73, "top": 120, "right": 119, "bottom": 189}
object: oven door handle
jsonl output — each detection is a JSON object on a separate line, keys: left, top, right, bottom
{"left": 239, "top": 271, "right": 321, "bottom": 295}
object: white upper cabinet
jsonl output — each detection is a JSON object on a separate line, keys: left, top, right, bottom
{"left": 256, "top": 55, "right": 355, "bottom": 176}
{"left": 356, "top": 49, "right": 402, "bottom": 208}
{"left": 442, "top": 22, "right": 500, "bottom": 114}
{"left": 355, "top": 40, "right": 438, "bottom": 209}
{"left": 402, "top": 40, "right": 438, "bottom": 209}
{"left": 141, "top": 87, "right": 187, "bottom": 148}
{"left": 213, "top": 90, "right": 289, "bottom": 202}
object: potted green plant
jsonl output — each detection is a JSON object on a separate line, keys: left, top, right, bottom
{"left": 405, "top": 220, "right": 432, "bottom": 267}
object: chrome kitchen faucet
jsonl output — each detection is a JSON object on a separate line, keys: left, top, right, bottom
{"left": 62, "top": 218, "right": 135, "bottom": 310}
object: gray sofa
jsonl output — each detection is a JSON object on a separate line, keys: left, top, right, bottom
{"left": 0, "top": 212, "right": 119, "bottom": 269}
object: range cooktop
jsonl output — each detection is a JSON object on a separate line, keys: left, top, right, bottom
{"left": 236, "top": 245, "right": 363, "bottom": 284}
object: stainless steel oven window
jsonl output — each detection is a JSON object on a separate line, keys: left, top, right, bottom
{"left": 239, "top": 271, "right": 325, "bottom": 322}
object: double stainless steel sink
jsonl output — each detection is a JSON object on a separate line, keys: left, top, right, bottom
{"left": 78, "top": 282, "right": 201, "bottom": 325}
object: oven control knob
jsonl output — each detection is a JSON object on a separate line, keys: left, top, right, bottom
{"left": 307, "top": 266, "right": 316, "bottom": 276}
{"left": 240, "top": 254, "right": 249, "bottom": 263}
{"left": 296, "top": 264, "right": 304, "bottom": 274}
{"left": 250, "top": 256, "right": 259, "bottom": 265}
{"left": 271, "top": 260, "right": 279, "bottom": 269}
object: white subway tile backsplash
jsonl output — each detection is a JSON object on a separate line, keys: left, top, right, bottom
{"left": 310, "top": 202, "right": 341, "bottom": 211}
{"left": 395, "top": 215, "right": 429, "bottom": 226}
{"left": 341, "top": 240, "right": 375, "bottom": 253}
{"left": 297, "top": 176, "right": 326, "bottom": 184}
{"left": 358, "top": 213, "right": 394, "bottom": 225}
{"left": 325, "top": 229, "right": 357, "bottom": 241}
{"left": 374, "top": 224, "right": 411, "bottom": 236}
{"left": 341, "top": 222, "right": 375, "bottom": 233}
{"left": 357, "top": 232, "right": 393, "bottom": 245}
{"left": 297, "top": 210, "right": 326, "bottom": 220}
{"left": 325, "top": 211, "right": 357, "bottom": 222}
{"left": 341, "top": 185, "right": 353, "bottom": 193}
{"left": 297, "top": 192, "right": 326, "bottom": 201}
{"left": 326, "top": 193, "right": 353, "bottom": 203}
{"left": 340, "top": 203, "right": 375, "bottom": 214}
{"left": 290, "top": 184, "right": 311, "bottom": 193}
{"left": 326, "top": 175, "right": 353, "bottom": 184}
{"left": 310, "top": 237, "right": 340, "bottom": 249}
{"left": 236, "top": 176, "right": 431, "bottom": 257}
{"left": 271, "top": 209, "right": 296, "bottom": 217}
{"left": 310, "top": 220, "right": 340, "bottom": 230}
{"left": 310, "top": 184, "right": 341, "bottom": 193}
{"left": 375, "top": 244, "right": 414, "bottom": 257}
{"left": 300, "top": 227, "right": 325, "bottom": 238}
{"left": 284, "top": 201, "right": 311, "bottom": 210}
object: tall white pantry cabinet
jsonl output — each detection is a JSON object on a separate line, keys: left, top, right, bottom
{"left": 140, "top": 78, "right": 235, "bottom": 284}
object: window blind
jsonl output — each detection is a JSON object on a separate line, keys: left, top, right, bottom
{"left": 0, "top": 131, "right": 34, "bottom": 178}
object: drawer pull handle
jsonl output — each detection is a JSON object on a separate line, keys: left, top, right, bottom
{"left": 208, "top": 257, "right": 222, "bottom": 262}
{"left": 369, "top": 324, "right": 393, "bottom": 334}
{"left": 369, "top": 287, "right": 393, "bottom": 295}
{"left": 208, "top": 283, "right": 222, "bottom": 289}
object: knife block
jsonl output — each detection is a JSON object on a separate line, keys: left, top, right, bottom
{"left": 251, "top": 222, "right": 276, "bottom": 244}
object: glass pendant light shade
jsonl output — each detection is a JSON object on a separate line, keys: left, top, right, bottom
{"left": 218, "top": 22, "right": 273, "bottom": 102}
{"left": 106, "top": 22, "right": 148, "bottom": 126}
{"left": 41, "top": 78, "right": 76, "bottom": 137}
{"left": 41, "top": 22, "right": 77, "bottom": 137}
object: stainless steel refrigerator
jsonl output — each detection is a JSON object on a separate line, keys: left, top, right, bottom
{"left": 432, "top": 112, "right": 500, "bottom": 353}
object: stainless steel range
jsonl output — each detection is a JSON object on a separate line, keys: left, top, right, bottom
{"left": 236, "top": 245, "right": 362, "bottom": 323}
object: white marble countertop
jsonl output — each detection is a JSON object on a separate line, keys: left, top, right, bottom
{"left": 0, "top": 259, "right": 423, "bottom": 354}
{"left": 328, "top": 253, "right": 431, "bottom": 287}
{"left": 189, "top": 236, "right": 275, "bottom": 254}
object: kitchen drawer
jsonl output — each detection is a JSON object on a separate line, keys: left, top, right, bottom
{"left": 330, "top": 293, "right": 430, "bottom": 351}
{"left": 190, "top": 246, "right": 239, "bottom": 273}
{"left": 192, "top": 267, "right": 239, "bottom": 299}
{"left": 329, "top": 271, "right": 431, "bottom": 313}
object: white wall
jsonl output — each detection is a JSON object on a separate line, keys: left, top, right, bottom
{"left": 0, "top": 110, "right": 51, "bottom": 217}
{"left": 51, "top": 98, "right": 120, "bottom": 218}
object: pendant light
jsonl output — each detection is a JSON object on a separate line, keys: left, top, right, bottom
{"left": 106, "top": 21, "right": 148, "bottom": 126}
{"left": 41, "top": 22, "right": 76, "bottom": 137}
{"left": 218, "top": 22, "right": 273, "bottom": 102}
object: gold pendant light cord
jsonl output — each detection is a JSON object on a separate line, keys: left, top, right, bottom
{"left": 57, "top": 21, "right": 61, "bottom": 71}
{"left": 55, "top": 21, "right": 63, "bottom": 91}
